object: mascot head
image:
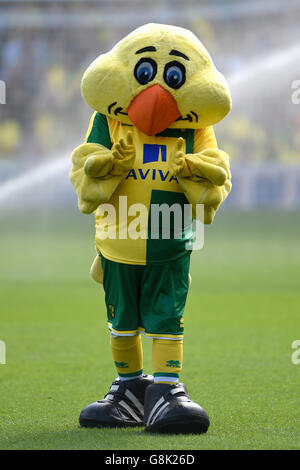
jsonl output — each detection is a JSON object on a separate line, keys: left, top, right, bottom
{"left": 81, "top": 23, "right": 231, "bottom": 136}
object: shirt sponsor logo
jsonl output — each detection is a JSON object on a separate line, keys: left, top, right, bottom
{"left": 126, "top": 168, "right": 178, "bottom": 183}
{"left": 126, "top": 143, "right": 177, "bottom": 182}
{"left": 143, "top": 143, "right": 167, "bottom": 164}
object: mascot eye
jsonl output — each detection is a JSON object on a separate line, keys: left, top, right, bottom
{"left": 134, "top": 58, "right": 157, "bottom": 85}
{"left": 164, "top": 61, "right": 186, "bottom": 89}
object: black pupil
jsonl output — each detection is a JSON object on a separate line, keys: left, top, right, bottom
{"left": 137, "top": 62, "right": 153, "bottom": 84}
{"left": 167, "top": 67, "right": 182, "bottom": 86}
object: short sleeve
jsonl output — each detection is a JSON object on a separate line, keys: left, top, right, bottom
{"left": 85, "top": 112, "right": 112, "bottom": 149}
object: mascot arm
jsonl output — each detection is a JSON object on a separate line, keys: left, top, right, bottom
{"left": 70, "top": 112, "right": 135, "bottom": 214}
{"left": 170, "top": 127, "right": 231, "bottom": 224}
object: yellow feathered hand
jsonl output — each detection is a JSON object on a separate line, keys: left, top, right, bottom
{"left": 70, "top": 131, "right": 135, "bottom": 214}
{"left": 169, "top": 137, "right": 231, "bottom": 224}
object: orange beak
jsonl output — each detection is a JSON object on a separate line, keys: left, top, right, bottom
{"left": 127, "top": 84, "right": 181, "bottom": 136}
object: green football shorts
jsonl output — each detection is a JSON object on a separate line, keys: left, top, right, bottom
{"left": 101, "top": 253, "right": 191, "bottom": 339}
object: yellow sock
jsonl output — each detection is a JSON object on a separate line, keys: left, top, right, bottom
{"left": 110, "top": 334, "right": 143, "bottom": 379}
{"left": 152, "top": 338, "right": 183, "bottom": 384}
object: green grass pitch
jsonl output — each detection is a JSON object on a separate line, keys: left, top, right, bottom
{"left": 0, "top": 209, "right": 299, "bottom": 450}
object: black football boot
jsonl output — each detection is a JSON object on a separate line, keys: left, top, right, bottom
{"left": 79, "top": 375, "right": 153, "bottom": 428}
{"left": 144, "top": 382, "right": 210, "bottom": 434}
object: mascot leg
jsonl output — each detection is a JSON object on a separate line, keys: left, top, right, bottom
{"left": 137, "top": 254, "right": 210, "bottom": 434}
{"left": 79, "top": 334, "right": 153, "bottom": 428}
{"left": 144, "top": 337, "right": 210, "bottom": 434}
{"left": 152, "top": 338, "right": 183, "bottom": 385}
{"left": 79, "top": 255, "right": 154, "bottom": 428}
{"left": 110, "top": 333, "right": 143, "bottom": 380}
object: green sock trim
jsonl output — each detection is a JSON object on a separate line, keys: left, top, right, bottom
{"left": 118, "top": 369, "right": 143, "bottom": 378}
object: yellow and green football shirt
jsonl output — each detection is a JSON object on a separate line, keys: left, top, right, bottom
{"left": 85, "top": 112, "right": 217, "bottom": 266}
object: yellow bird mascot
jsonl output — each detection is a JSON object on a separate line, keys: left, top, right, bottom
{"left": 70, "top": 23, "right": 231, "bottom": 434}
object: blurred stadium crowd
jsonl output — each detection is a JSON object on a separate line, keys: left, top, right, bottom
{"left": 0, "top": 0, "right": 300, "bottom": 168}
